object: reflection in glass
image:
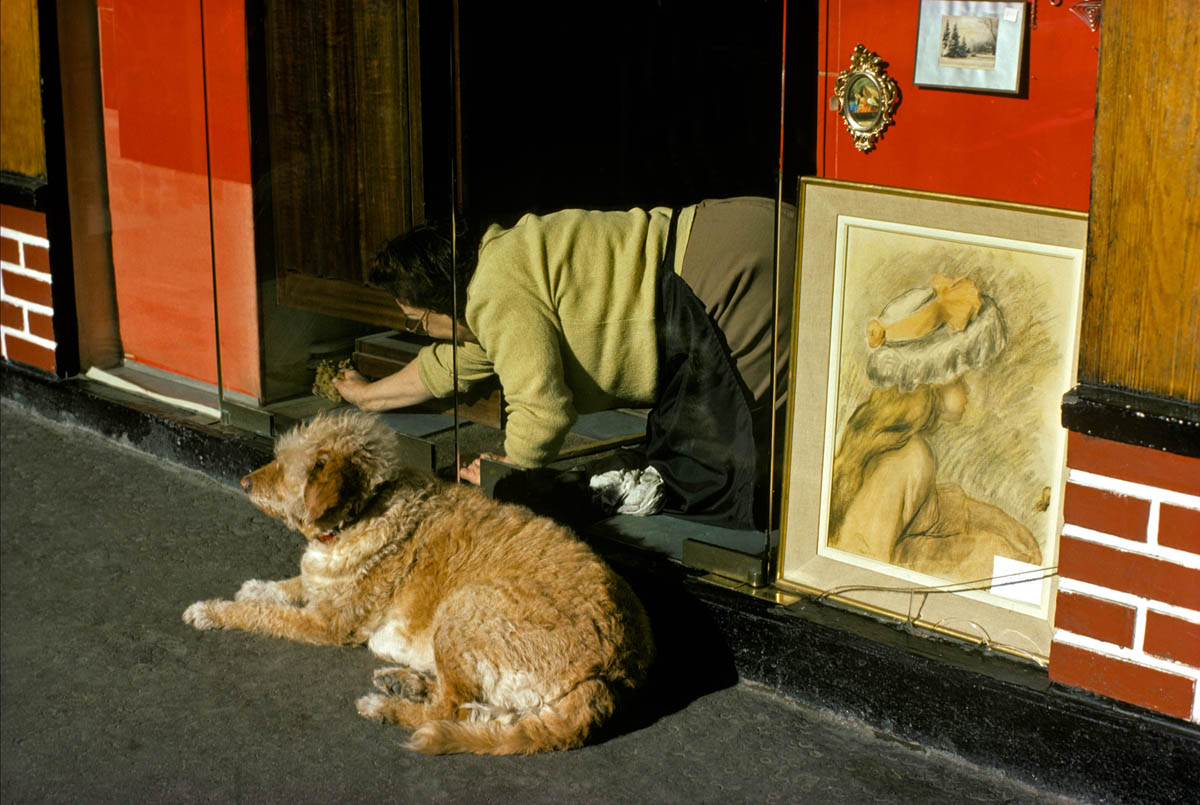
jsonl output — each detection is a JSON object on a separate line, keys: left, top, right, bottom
{"left": 346, "top": 198, "right": 794, "bottom": 532}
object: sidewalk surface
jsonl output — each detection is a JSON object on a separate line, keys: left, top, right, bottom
{"left": 1, "top": 400, "right": 1072, "bottom": 803}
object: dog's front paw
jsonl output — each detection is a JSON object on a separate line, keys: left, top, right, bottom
{"left": 372, "top": 667, "right": 431, "bottom": 701}
{"left": 183, "top": 600, "right": 224, "bottom": 630}
{"left": 235, "top": 579, "right": 290, "bottom": 604}
{"left": 355, "top": 693, "right": 394, "bottom": 722}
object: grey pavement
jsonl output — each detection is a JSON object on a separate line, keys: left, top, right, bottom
{"left": 0, "top": 400, "right": 1072, "bottom": 803}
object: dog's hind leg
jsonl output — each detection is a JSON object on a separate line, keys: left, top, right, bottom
{"left": 356, "top": 686, "right": 471, "bottom": 728}
{"left": 357, "top": 645, "right": 480, "bottom": 728}
{"left": 356, "top": 693, "right": 424, "bottom": 726}
{"left": 372, "top": 666, "right": 433, "bottom": 701}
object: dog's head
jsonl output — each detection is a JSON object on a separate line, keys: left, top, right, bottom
{"left": 241, "top": 410, "right": 408, "bottom": 541}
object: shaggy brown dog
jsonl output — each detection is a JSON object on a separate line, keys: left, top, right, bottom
{"left": 183, "top": 410, "right": 654, "bottom": 755}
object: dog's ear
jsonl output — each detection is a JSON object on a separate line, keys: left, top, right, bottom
{"left": 303, "top": 450, "right": 361, "bottom": 525}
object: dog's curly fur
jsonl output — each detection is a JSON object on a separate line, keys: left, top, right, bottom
{"left": 183, "top": 410, "right": 654, "bottom": 755}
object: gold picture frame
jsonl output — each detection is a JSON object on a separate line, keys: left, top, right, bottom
{"left": 832, "top": 44, "right": 899, "bottom": 153}
{"left": 778, "top": 178, "right": 1089, "bottom": 661}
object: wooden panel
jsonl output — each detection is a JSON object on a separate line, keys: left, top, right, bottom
{"left": 264, "top": 2, "right": 423, "bottom": 319}
{"left": 278, "top": 274, "right": 408, "bottom": 329}
{"left": 0, "top": 0, "right": 45, "bottom": 177}
{"left": 59, "top": 0, "right": 121, "bottom": 370}
{"left": 1082, "top": 0, "right": 1200, "bottom": 403}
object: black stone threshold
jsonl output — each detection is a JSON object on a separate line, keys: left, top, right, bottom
{"left": 4, "top": 362, "right": 1198, "bottom": 804}
{"left": 1062, "top": 382, "right": 1200, "bottom": 458}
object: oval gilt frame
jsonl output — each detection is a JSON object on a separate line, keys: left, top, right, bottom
{"left": 833, "top": 44, "right": 900, "bottom": 153}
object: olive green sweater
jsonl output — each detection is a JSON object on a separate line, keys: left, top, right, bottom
{"left": 417, "top": 205, "right": 694, "bottom": 467}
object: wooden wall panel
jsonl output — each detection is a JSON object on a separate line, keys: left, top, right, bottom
{"left": 0, "top": 0, "right": 45, "bottom": 178}
{"left": 1082, "top": 1, "right": 1200, "bottom": 403}
{"left": 263, "top": 2, "right": 423, "bottom": 324}
{"left": 59, "top": 0, "right": 121, "bottom": 370}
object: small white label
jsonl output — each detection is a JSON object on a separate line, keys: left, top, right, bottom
{"left": 1003, "top": 8, "right": 1019, "bottom": 22}
{"left": 990, "top": 556, "right": 1044, "bottom": 606}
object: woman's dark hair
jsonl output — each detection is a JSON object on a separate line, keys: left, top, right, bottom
{"left": 368, "top": 220, "right": 477, "bottom": 317}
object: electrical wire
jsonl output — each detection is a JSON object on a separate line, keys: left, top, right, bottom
{"left": 812, "top": 565, "right": 1060, "bottom": 663}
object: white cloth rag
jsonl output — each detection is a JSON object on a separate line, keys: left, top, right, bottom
{"left": 588, "top": 465, "right": 665, "bottom": 517}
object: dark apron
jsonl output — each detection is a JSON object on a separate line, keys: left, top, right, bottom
{"left": 644, "top": 212, "right": 759, "bottom": 530}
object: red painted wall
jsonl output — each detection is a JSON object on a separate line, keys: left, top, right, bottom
{"left": 816, "top": 2, "right": 1100, "bottom": 210}
{"left": 97, "top": 0, "right": 259, "bottom": 397}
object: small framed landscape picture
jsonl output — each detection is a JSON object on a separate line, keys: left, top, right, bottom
{"left": 914, "top": 1, "right": 1028, "bottom": 94}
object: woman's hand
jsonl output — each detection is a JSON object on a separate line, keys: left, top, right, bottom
{"left": 332, "top": 362, "right": 434, "bottom": 412}
{"left": 459, "top": 452, "right": 510, "bottom": 485}
{"left": 332, "top": 369, "right": 373, "bottom": 408}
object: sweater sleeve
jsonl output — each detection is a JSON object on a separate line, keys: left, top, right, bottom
{"left": 415, "top": 341, "right": 496, "bottom": 398}
{"left": 469, "top": 288, "right": 577, "bottom": 468}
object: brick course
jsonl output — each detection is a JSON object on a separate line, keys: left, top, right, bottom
{"left": 22, "top": 243, "right": 50, "bottom": 273}
{"left": 1159, "top": 504, "right": 1200, "bottom": 555}
{"left": 1062, "top": 482, "right": 1150, "bottom": 542}
{"left": 1, "top": 269, "right": 54, "bottom": 308}
{"left": 27, "top": 310, "right": 55, "bottom": 341}
{"left": 1067, "top": 431, "right": 1200, "bottom": 497}
{"left": 3, "top": 335, "right": 56, "bottom": 372}
{"left": 1, "top": 300, "right": 23, "bottom": 330}
{"left": 1, "top": 204, "right": 57, "bottom": 373}
{"left": 1057, "top": 535, "right": 1200, "bottom": 611}
{"left": 1054, "top": 433, "right": 1200, "bottom": 723}
{"left": 0, "top": 204, "right": 47, "bottom": 238}
{"left": 1053, "top": 590, "right": 1137, "bottom": 648}
{"left": 1144, "top": 611, "right": 1200, "bottom": 668}
{"left": 1049, "top": 641, "right": 1196, "bottom": 721}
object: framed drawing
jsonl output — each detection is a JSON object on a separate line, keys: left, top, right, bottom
{"left": 914, "top": 1, "right": 1028, "bottom": 94}
{"left": 779, "top": 179, "right": 1088, "bottom": 660}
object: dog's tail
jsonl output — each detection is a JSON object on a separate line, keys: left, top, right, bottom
{"left": 406, "top": 678, "right": 616, "bottom": 755}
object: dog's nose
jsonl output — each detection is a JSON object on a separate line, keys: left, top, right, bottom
{"left": 240, "top": 475, "right": 253, "bottom": 492}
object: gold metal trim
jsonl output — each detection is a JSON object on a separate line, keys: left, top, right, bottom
{"left": 797, "top": 177, "right": 1090, "bottom": 221}
{"left": 832, "top": 45, "right": 899, "bottom": 153}
{"left": 691, "top": 572, "right": 1047, "bottom": 665}
{"left": 691, "top": 574, "right": 803, "bottom": 606}
{"left": 682, "top": 539, "right": 767, "bottom": 588}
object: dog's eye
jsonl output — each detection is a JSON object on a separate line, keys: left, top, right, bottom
{"left": 313, "top": 458, "right": 327, "bottom": 472}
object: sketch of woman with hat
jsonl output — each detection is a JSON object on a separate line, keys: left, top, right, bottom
{"left": 827, "top": 273, "right": 1042, "bottom": 582}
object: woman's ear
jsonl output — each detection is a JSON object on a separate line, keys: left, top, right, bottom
{"left": 303, "top": 450, "right": 362, "bottom": 526}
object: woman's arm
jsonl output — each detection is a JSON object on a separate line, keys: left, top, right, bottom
{"left": 333, "top": 361, "right": 433, "bottom": 412}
